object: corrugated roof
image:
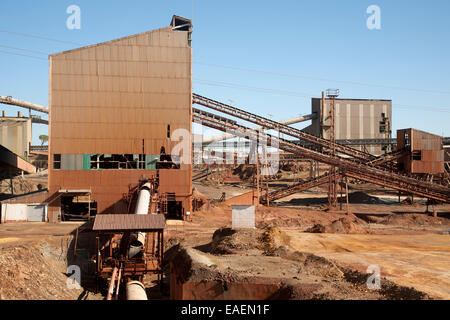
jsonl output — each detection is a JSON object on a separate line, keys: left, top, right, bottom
{"left": 93, "top": 214, "right": 166, "bottom": 231}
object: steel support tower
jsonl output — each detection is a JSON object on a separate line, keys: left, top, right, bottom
{"left": 326, "top": 89, "right": 339, "bottom": 209}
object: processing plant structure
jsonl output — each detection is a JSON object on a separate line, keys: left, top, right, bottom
{"left": 0, "top": 14, "right": 449, "bottom": 300}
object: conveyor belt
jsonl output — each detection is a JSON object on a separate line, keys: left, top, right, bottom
{"left": 193, "top": 93, "right": 376, "bottom": 161}
{"left": 192, "top": 107, "right": 450, "bottom": 203}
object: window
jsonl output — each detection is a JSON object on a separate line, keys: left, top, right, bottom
{"left": 156, "top": 146, "right": 180, "bottom": 169}
{"left": 412, "top": 151, "right": 422, "bottom": 161}
{"left": 90, "top": 154, "right": 145, "bottom": 170}
{"left": 379, "top": 113, "right": 389, "bottom": 134}
{"left": 53, "top": 154, "right": 61, "bottom": 169}
{"left": 167, "top": 124, "right": 171, "bottom": 139}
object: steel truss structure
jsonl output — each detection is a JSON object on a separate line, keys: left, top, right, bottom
{"left": 192, "top": 96, "right": 450, "bottom": 203}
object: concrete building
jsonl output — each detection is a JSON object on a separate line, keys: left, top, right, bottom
{"left": 1, "top": 15, "right": 193, "bottom": 223}
{"left": 0, "top": 113, "right": 32, "bottom": 159}
{"left": 303, "top": 98, "right": 392, "bottom": 155}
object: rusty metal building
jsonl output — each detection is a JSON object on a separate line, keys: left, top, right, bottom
{"left": 303, "top": 98, "right": 392, "bottom": 155}
{"left": 397, "top": 128, "right": 444, "bottom": 174}
{"left": 43, "top": 16, "right": 193, "bottom": 221}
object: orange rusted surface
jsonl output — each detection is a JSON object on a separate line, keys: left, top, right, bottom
{"left": 47, "top": 19, "right": 193, "bottom": 221}
{"left": 224, "top": 191, "right": 255, "bottom": 206}
{"left": 397, "top": 128, "right": 444, "bottom": 174}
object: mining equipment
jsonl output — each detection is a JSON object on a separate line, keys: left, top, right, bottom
{"left": 93, "top": 177, "right": 166, "bottom": 300}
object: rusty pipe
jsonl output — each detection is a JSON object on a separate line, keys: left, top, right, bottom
{"left": 126, "top": 281, "right": 148, "bottom": 300}
{"left": 106, "top": 266, "right": 118, "bottom": 300}
{"left": 135, "top": 182, "right": 152, "bottom": 215}
{"left": 114, "top": 268, "right": 122, "bottom": 300}
{"left": 129, "top": 182, "right": 152, "bottom": 258}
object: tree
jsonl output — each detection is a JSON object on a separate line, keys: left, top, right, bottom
{"left": 39, "top": 134, "right": 48, "bottom": 146}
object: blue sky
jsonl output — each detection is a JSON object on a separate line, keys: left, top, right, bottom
{"left": 0, "top": 0, "right": 449, "bottom": 144}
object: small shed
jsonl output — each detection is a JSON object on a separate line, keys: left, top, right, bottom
{"left": 232, "top": 205, "right": 255, "bottom": 229}
{"left": 93, "top": 214, "right": 166, "bottom": 282}
{"left": 397, "top": 128, "right": 444, "bottom": 174}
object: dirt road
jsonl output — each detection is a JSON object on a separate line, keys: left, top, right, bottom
{"left": 285, "top": 231, "right": 450, "bottom": 299}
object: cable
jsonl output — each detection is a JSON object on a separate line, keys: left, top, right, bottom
{"left": 0, "top": 30, "right": 448, "bottom": 113}
{"left": 0, "top": 50, "right": 47, "bottom": 60}
{"left": 0, "top": 45, "right": 48, "bottom": 55}
{"left": 0, "top": 29, "right": 447, "bottom": 95}
{"left": 194, "top": 61, "right": 450, "bottom": 95}
{"left": 194, "top": 78, "right": 314, "bottom": 98}
{"left": 194, "top": 78, "right": 450, "bottom": 113}
{"left": 0, "top": 30, "right": 82, "bottom": 46}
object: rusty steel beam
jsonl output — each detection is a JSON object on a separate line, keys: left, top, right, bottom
{"left": 202, "top": 113, "right": 316, "bottom": 144}
{"left": 115, "top": 268, "right": 122, "bottom": 300}
{"left": 264, "top": 148, "right": 406, "bottom": 203}
{"left": 265, "top": 147, "right": 406, "bottom": 202}
{"left": 106, "top": 267, "right": 118, "bottom": 300}
{"left": 367, "top": 148, "right": 407, "bottom": 167}
{"left": 193, "top": 94, "right": 401, "bottom": 170}
{"left": 263, "top": 172, "right": 333, "bottom": 202}
{"left": 192, "top": 108, "right": 450, "bottom": 202}
{"left": 31, "top": 117, "right": 48, "bottom": 125}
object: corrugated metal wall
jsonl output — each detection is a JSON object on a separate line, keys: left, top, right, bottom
{"left": 48, "top": 25, "right": 192, "bottom": 216}
{"left": 397, "top": 128, "right": 444, "bottom": 174}
{"left": 49, "top": 26, "right": 191, "bottom": 155}
{"left": 309, "top": 98, "right": 392, "bottom": 156}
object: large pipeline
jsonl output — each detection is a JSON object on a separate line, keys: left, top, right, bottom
{"left": 125, "top": 182, "right": 153, "bottom": 300}
{"left": 106, "top": 267, "right": 118, "bottom": 300}
{"left": 0, "top": 95, "right": 49, "bottom": 114}
{"left": 126, "top": 281, "right": 148, "bottom": 300}
{"left": 128, "top": 182, "right": 152, "bottom": 258}
{"left": 114, "top": 268, "right": 122, "bottom": 300}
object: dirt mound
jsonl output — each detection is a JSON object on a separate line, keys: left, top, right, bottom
{"left": 306, "top": 224, "right": 327, "bottom": 233}
{"left": 210, "top": 226, "right": 291, "bottom": 255}
{"left": 192, "top": 187, "right": 210, "bottom": 211}
{"left": 0, "top": 176, "right": 38, "bottom": 197}
{"left": 256, "top": 206, "right": 367, "bottom": 231}
{"left": 192, "top": 187, "right": 208, "bottom": 201}
{"left": 210, "top": 228, "right": 261, "bottom": 254}
{"left": 259, "top": 226, "right": 291, "bottom": 252}
{"left": 381, "top": 213, "right": 450, "bottom": 227}
{"left": 342, "top": 268, "right": 429, "bottom": 300}
{"left": 347, "top": 191, "right": 385, "bottom": 204}
{"left": 170, "top": 245, "right": 429, "bottom": 300}
{"left": 306, "top": 217, "right": 368, "bottom": 234}
{"left": 280, "top": 163, "right": 304, "bottom": 172}
{"left": 270, "top": 246, "right": 344, "bottom": 279}
{"left": 0, "top": 238, "right": 101, "bottom": 300}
